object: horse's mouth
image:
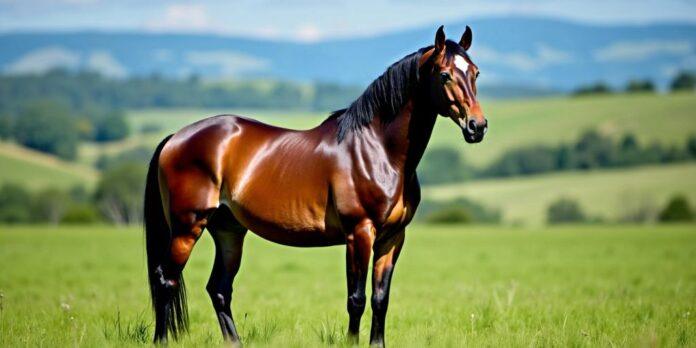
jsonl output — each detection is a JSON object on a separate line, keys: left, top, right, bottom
{"left": 457, "top": 118, "right": 485, "bottom": 143}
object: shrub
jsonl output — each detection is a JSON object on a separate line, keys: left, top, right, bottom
{"left": 658, "top": 195, "right": 694, "bottom": 222}
{"left": 94, "top": 110, "right": 130, "bottom": 142}
{"left": 573, "top": 82, "right": 612, "bottom": 96}
{"left": 670, "top": 71, "right": 696, "bottom": 92}
{"left": 419, "top": 147, "right": 472, "bottom": 184}
{"left": 425, "top": 207, "right": 471, "bottom": 224}
{"left": 61, "top": 204, "right": 102, "bottom": 224}
{"left": 547, "top": 197, "right": 586, "bottom": 224}
{"left": 13, "top": 99, "right": 78, "bottom": 160}
{"left": 625, "top": 79, "right": 655, "bottom": 93}
{"left": 31, "top": 188, "right": 70, "bottom": 224}
{"left": 417, "top": 198, "right": 501, "bottom": 224}
{"left": 0, "top": 183, "right": 33, "bottom": 223}
{"left": 95, "top": 161, "right": 147, "bottom": 224}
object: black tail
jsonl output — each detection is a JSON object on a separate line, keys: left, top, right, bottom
{"left": 144, "top": 134, "right": 188, "bottom": 341}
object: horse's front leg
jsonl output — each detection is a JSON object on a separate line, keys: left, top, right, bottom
{"left": 369, "top": 229, "right": 405, "bottom": 347}
{"left": 345, "top": 219, "right": 375, "bottom": 343}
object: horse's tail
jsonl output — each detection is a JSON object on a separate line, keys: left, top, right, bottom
{"left": 144, "top": 134, "right": 188, "bottom": 341}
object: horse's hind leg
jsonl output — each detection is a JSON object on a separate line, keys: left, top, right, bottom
{"left": 206, "top": 205, "right": 247, "bottom": 343}
{"left": 153, "top": 174, "right": 219, "bottom": 342}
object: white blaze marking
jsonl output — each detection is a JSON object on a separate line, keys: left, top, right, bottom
{"left": 454, "top": 55, "right": 469, "bottom": 73}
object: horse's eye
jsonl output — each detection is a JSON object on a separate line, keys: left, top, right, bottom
{"left": 440, "top": 72, "right": 451, "bottom": 83}
{"left": 475, "top": 71, "right": 480, "bottom": 79}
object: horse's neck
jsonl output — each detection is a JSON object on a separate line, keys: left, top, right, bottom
{"left": 369, "top": 98, "right": 438, "bottom": 178}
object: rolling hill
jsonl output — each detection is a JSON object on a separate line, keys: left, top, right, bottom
{"left": 0, "top": 142, "right": 98, "bottom": 190}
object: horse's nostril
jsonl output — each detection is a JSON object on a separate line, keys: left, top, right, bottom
{"left": 467, "top": 119, "right": 477, "bottom": 133}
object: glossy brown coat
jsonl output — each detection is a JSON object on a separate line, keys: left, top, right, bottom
{"left": 144, "top": 26, "right": 486, "bottom": 346}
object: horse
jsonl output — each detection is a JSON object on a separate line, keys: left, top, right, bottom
{"left": 144, "top": 25, "right": 487, "bottom": 346}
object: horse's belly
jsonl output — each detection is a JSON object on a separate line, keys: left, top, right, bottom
{"left": 226, "top": 194, "right": 344, "bottom": 247}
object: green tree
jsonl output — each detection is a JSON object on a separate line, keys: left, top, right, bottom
{"left": 573, "top": 82, "right": 612, "bottom": 96}
{"left": 625, "top": 79, "right": 655, "bottom": 93}
{"left": 670, "top": 71, "right": 696, "bottom": 91}
{"left": 0, "top": 113, "right": 13, "bottom": 139}
{"left": 425, "top": 207, "right": 471, "bottom": 224}
{"left": 31, "top": 188, "right": 70, "bottom": 224}
{"left": 0, "top": 183, "right": 32, "bottom": 223}
{"left": 13, "top": 100, "right": 78, "bottom": 160}
{"left": 686, "top": 135, "right": 696, "bottom": 159}
{"left": 658, "top": 195, "right": 694, "bottom": 222}
{"left": 573, "top": 129, "right": 616, "bottom": 169}
{"left": 547, "top": 197, "right": 586, "bottom": 224}
{"left": 95, "top": 161, "right": 147, "bottom": 224}
{"left": 94, "top": 110, "right": 130, "bottom": 142}
{"left": 419, "top": 147, "right": 472, "bottom": 184}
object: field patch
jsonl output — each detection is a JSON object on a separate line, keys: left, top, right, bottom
{"left": 0, "top": 224, "right": 694, "bottom": 346}
{"left": 424, "top": 163, "right": 696, "bottom": 225}
{"left": 0, "top": 142, "right": 98, "bottom": 190}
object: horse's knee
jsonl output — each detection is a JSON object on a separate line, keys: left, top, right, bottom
{"left": 347, "top": 292, "right": 366, "bottom": 316}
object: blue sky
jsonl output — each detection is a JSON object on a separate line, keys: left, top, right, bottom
{"left": 1, "top": 0, "right": 696, "bottom": 41}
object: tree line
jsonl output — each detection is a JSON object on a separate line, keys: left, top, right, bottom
{"left": 419, "top": 130, "right": 696, "bottom": 184}
{"left": 573, "top": 70, "right": 696, "bottom": 95}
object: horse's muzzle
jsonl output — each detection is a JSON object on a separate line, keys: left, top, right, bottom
{"left": 459, "top": 117, "right": 487, "bottom": 143}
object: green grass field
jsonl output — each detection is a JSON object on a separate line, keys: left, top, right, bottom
{"left": 425, "top": 163, "right": 696, "bottom": 225}
{"left": 1, "top": 224, "right": 694, "bottom": 347}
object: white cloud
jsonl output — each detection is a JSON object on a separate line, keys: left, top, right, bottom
{"left": 4, "top": 46, "right": 80, "bottom": 74}
{"left": 594, "top": 40, "right": 693, "bottom": 62}
{"left": 295, "top": 24, "right": 322, "bottom": 42}
{"left": 186, "top": 50, "right": 269, "bottom": 76}
{"left": 472, "top": 43, "right": 572, "bottom": 72}
{"left": 86, "top": 51, "right": 128, "bottom": 78}
{"left": 146, "top": 4, "right": 216, "bottom": 32}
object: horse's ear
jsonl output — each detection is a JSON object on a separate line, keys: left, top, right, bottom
{"left": 459, "top": 26, "right": 473, "bottom": 51}
{"left": 434, "top": 25, "right": 446, "bottom": 54}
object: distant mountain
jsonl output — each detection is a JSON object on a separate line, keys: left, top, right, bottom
{"left": 1, "top": 16, "right": 694, "bottom": 92}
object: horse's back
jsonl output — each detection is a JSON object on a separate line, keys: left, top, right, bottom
{"left": 159, "top": 113, "right": 345, "bottom": 246}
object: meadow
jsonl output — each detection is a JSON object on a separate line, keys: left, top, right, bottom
{"left": 0, "top": 224, "right": 694, "bottom": 347}
{"left": 425, "top": 162, "right": 696, "bottom": 225}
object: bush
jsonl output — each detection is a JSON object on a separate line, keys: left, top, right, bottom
{"left": 425, "top": 207, "right": 471, "bottom": 224}
{"left": 547, "top": 197, "right": 586, "bottom": 224}
{"left": 670, "top": 71, "right": 696, "bottom": 92}
{"left": 94, "top": 110, "right": 130, "bottom": 142}
{"left": 31, "top": 188, "right": 70, "bottom": 224}
{"left": 0, "top": 183, "right": 33, "bottom": 223}
{"left": 658, "top": 195, "right": 694, "bottom": 222}
{"left": 419, "top": 147, "right": 472, "bottom": 184}
{"left": 573, "top": 82, "right": 612, "bottom": 96}
{"left": 625, "top": 79, "right": 655, "bottom": 93}
{"left": 686, "top": 135, "right": 696, "bottom": 159}
{"left": 61, "top": 204, "right": 102, "bottom": 224}
{"left": 95, "top": 161, "right": 147, "bottom": 224}
{"left": 417, "top": 198, "right": 501, "bottom": 224}
{"left": 13, "top": 99, "right": 78, "bottom": 160}
{"left": 485, "top": 145, "right": 559, "bottom": 177}
{"left": 0, "top": 113, "right": 13, "bottom": 139}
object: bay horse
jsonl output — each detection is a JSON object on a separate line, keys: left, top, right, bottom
{"left": 144, "top": 25, "right": 487, "bottom": 346}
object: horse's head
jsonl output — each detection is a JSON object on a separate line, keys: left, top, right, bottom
{"left": 421, "top": 26, "right": 487, "bottom": 143}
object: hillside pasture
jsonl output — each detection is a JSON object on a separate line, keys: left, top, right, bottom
{"left": 424, "top": 163, "right": 696, "bottom": 225}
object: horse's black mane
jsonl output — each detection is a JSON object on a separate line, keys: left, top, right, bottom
{"left": 333, "top": 46, "right": 434, "bottom": 141}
